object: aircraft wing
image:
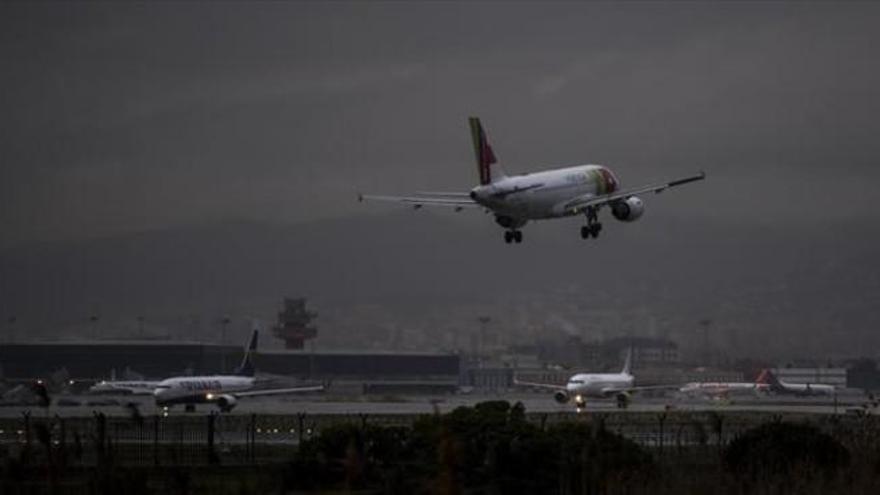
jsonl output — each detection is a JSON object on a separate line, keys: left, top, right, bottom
{"left": 233, "top": 385, "right": 325, "bottom": 398}
{"left": 513, "top": 377, "right": 566, "bottom": 391}
{"left": 414, "top": 191, "right": 472, "bottom": 197}
{"left": 602, "top": 384, "right": 683, "bottom": 396}
{"left": 562, "top": 171, "right": 706, "bottom": 213}
{"left": 88, "top": 381, "right": 162, "bottom": 395}
{"left": 358, "top": 193, "right": 480, "bottom": 210}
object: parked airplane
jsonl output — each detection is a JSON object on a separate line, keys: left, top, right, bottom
{"left": 764, "top": 369, "right": 836, "bottom": 397}
{"left": 678, "top": 369, "right": 772, "bottom": 400}
{"left": 514, "top": 349, "right": 663, "bottom": 409}
{"left": 154, "top": 329, "right": 323, "bottom": 412}
{"left": 360, "top": 117, "right": 705, "bottom": 243}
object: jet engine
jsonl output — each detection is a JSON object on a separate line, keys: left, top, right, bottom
{"left": 611, "top": 197, "right": 644, "bottom": 222}
{"left": 553, "top": 390, "right": 570, "bottom": 404}
{"left": 215, "top": 394, "right": 238, "bottom": 412}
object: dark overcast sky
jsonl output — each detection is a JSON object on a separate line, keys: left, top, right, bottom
{"left": 2, "top": 2, "right": 880, "bottom": 247}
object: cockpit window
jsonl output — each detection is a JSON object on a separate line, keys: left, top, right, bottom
{"left": 568, "top": 379, "right": 584, "bottom": 384}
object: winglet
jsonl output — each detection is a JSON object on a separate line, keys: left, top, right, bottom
{"left": 668, "top": 171, "right": 706, "bottom": 187}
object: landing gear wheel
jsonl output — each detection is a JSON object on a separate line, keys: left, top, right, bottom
{"left": 513, "top": 230, "right": 523, "bottom": 243}
{"left": 581, "top": 207, "right": 602, "bottom": 240}
{"left": 504, "top": 231, "right": 513, "bottom": 244}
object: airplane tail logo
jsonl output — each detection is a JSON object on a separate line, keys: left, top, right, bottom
{"left": 755, "top": 369, "right": 781, "bottom": 388}
{"left": 234, "top": 329, "right": 259, "bottom": 377}
{"left": 469, "top": 117, "right": 500, "bottom": 185}
{"left": 755, "top": 369, "right": 769, "bottom": 384}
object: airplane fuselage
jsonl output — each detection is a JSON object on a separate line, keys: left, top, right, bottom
{"left": 89, "top": 380, "right": 161, "bottom": 395}
{"left": 775, "top": 381, "right": 836, "bottom": 397}
{"left": 679, "top": 382, "right": 768, "bottom": 397}
{"left": 154, "top": 375, "right": 255, "bottom": 406}
{"left": 470, "top": 164, "right": 619, "bottom": 221}
{"left": 566, "top": 372, "right": 634, "bottom": 399}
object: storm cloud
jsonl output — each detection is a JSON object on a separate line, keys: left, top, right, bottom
{"left": 1, "top": 3, "right": 879, "bottom": 358}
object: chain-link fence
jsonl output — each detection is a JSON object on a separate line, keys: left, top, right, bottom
{"left": 1, "top": 409, "right": 876, "bottom": 467}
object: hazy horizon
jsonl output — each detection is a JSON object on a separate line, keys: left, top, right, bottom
{"left": 2, "top": 2, "right": 879, "bottom": 361}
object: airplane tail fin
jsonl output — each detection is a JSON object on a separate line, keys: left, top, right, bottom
{"left": 621, "top": 347, "right": 633, "bottom": 375}
{"left": 469, "top": 117, "right": 507, "bottom": 185}
{"left": 756, "top": 369, "right": 782, "bottom": 388}
{"left": 234, "top": 328, "right": 259, "bottom": 377}
{"left": 755, "top": 369, "right": 770, "bottom": 384}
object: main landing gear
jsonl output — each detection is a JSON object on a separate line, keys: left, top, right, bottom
{"left": 504, "top": 230, "right": 523, "bottom": 244}
{"left": 580, "top": 207, "right": 602, "bottom": 239}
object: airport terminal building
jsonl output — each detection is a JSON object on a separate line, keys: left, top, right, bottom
{"left": 0, "top": 341, "right": 461, "bottom": 394}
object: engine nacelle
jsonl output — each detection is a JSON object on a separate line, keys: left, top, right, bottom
{"left": 611, "top": 196, "right": 645, "bottom": 222}
{"left": 215, "top": 394, "right": 238, "bottom": 412}
{"left": 553, "top": 390, "right": 570, "bottom": 404}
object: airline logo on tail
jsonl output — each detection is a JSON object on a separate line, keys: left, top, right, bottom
{"left": 469, "top": 117, "right": 497, "bottom": 185}
{"left": 755, "top": 369, "right": 770, "bottom": 384}
{"left": 234, "top": 329, "right": 259, "bottom": 377}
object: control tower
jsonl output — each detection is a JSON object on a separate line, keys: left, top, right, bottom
{"left": 273, "top": 297, "right": 318, "bottom": 349}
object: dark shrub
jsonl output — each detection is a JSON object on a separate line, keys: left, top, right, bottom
{"left": 724, "top": 422, "right": 849, "bottom": 480}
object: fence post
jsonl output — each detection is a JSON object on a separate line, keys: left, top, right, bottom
{"left": 153, "top": 415, "right": 160, "bottom": 467}
{"left": 206, "top": 412, "right": 218, "bottom": 465}
{"left": 657, "top": 412, "right": 667, "bottom": 458}
{"left": 94, "top": 412, "right": 107, "bottom": 466}
{"left": 249, "top": 413, "right": 257, "bottom": 464}
{"left": 57, "top": 415, "right": 67, "bottom": 467}
{"left": 22, "top": 411, "right": 32, "bottom": 463}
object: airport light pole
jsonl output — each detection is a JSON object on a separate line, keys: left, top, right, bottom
{"left": 7, "top": 316, "right": 16, "bottom": 343}
{"left": 477, "top": 316, "right": 491, "bottom": 357}
{"left": 220, "top": 316, "right": 231, "bottom": 373}
{"left": 221, "top": 316, "right": 230, "bottom": 344}
{"left": 699, "top": 318, "right": 712, "bottom": 366}
{"left": 90, "top": 315, "right": 100, "bottom": 340}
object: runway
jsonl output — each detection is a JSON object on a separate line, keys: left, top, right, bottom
{"left": 0, "top": 391, "right": 870, "bottom": 418}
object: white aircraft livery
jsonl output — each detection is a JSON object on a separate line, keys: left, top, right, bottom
{"left": 764, "top": 370, "right": 836, "bottom": 397}
{"left": 514, "top": 349, "right": 667, "bottom": 410}
{"left": 360, "top": 117, "right": 706, "bottom": 243}
{"left": 89, "top": 380, "right": 161, "bottom": 395}
{"left": 153, "top": 329, "right": 323, "bottom": 412}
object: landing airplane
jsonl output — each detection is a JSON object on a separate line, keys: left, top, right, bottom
{"left": 514, "top": 349, "right": 664, "bottom": 410}
{"left": 764, "top": 370, "right": 836, "bottom": 397}
{"left": 153, "top": 329, "right": 323, "bottom": 412}
{"left": 360, "top": 117, "right": 705, "bottom": 243}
